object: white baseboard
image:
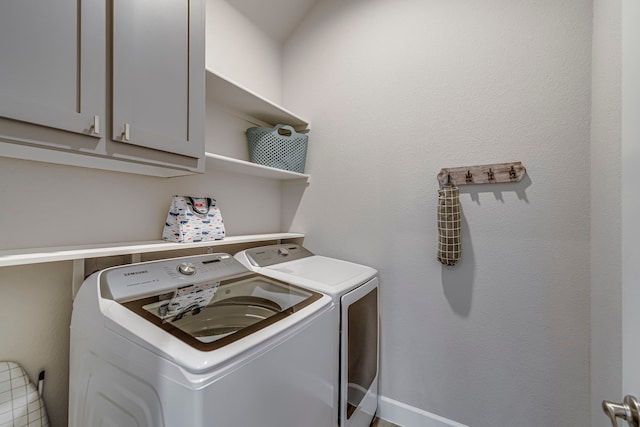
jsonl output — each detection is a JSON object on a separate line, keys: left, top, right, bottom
{"left": 377, "top": 396, "right": 469, "bottom": 427}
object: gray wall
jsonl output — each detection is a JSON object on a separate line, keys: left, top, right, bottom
{"left": 1, "top": 0, "right": 626, "bottom": 426}
{"left": 283, "top": 0, "right": 592, "bottom": 425}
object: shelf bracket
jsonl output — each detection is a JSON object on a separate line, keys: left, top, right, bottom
{"left": 71, "top": 259, "right": 85, "bottom": 300}
{"left": 128, "top": 254, "right": 141, "bottom": 264}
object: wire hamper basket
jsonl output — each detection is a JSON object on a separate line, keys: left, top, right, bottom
{"left": 246, "top": 124, "right": 308, "bottom": 173}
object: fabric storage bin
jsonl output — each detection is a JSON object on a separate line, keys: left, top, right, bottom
{"left": 246, "top": 124, "right": 308, "bottom": 173}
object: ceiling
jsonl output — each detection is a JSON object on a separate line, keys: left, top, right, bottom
{"left": 226, "top": 0, "right": 321, "bottom": 43}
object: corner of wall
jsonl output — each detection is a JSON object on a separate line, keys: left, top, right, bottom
{"left": 590, "top": 0, "right": 623, "bottom": 425}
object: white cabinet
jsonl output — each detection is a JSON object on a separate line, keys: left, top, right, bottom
{"left": 0, "top": 0, "right": 205, "bottom": 177}
{"left": 112, "top": 0, "right": 204, "bottom": 159}
{"left": 0, "top": 0, "right": 104, "bottom": 138}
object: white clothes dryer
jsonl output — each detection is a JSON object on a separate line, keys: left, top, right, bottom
{"left": 69, "top": 253, "right": 336, "bottom": 427}
{"left": 235, "top": 244, "right": 379, "bottom": 427}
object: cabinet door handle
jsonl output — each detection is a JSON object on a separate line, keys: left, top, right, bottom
{"left": 91, "top": 115, "right": 100, "bottom": 135}
{"left": 121, "top": 123, "right": 130, "bottom": 141}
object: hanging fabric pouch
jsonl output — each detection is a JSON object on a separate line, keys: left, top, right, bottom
{"left": 437, "top": 183, "right": 462, "bottom": 266}
{"left": 162, "top": 196, "right": 225, "bottom": 243}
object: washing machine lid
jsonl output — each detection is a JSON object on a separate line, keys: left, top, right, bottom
{"left": 121, "top": 273, "right": 323, "bottom": 351}
{"left": 99, "top": 253, "right": 325, "bottom": 351}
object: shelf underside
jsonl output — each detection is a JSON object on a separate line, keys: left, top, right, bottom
{"left": 0, "top": 233, "right": 305, "bottom": 267}
{"left": 205, "top": 69, "right": 309, "bottom": 131}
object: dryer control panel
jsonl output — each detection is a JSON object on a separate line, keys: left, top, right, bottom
{"left": 244, "top": 244, "right": 314, "bottom": 267}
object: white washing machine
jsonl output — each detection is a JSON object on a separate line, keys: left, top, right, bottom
{"left": 235, "top": 244, "right": 379, "bottom": 427}
{"left": 69, "top": 252, "right": 336, "bottom": 427}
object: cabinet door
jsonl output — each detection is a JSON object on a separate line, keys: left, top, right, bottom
{"left": 112, "top": 0, "right": 204, "bottom": 159}
{"left": 0, "top": 0, "right": 105, "bottom": 136}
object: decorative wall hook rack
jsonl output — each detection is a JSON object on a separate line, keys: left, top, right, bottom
{"left": 437, "top": 162, "right": 526, "bottom": 186}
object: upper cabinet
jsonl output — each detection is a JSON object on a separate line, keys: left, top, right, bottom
{"left": 0, "top": 0, "right": 104, "bottom": 138}
{"left": 112, "top": 0, "right": 204, "bottom": 159}
{"left": 0, "top": 0, "right": 205, "bottom": 177}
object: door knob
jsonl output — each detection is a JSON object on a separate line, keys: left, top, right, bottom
{"left": 602, "top": 395, "right": 640, "bottom": 427}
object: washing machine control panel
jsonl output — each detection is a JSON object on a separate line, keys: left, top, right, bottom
{"left": 245, "top": 244, "right": 314, "bottom": 267}
{"left": 100, "top": 253, "right": 250, "bottom": 301}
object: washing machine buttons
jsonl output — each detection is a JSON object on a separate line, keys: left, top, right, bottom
{"left": 177, "top": 262, "right": 196, "bottom": 275}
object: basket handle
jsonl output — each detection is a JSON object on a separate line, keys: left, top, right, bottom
{"left": 273, "top": 124, "right": 296, "bottom": 138}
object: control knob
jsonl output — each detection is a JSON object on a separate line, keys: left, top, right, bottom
{"left": 177, "top": 262, "right": 196, "bottom": 275}
{"left": 278, "top": 248, "right": 289, "bottom": 256}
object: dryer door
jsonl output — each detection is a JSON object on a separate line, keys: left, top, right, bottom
{"left": 340, "top": 277, "right": 379, "bottom": 427}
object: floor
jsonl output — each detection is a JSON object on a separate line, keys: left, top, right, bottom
{"left": 371, "top": 418, "right": 401, "bottom": 427}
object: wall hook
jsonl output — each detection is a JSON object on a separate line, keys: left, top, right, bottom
{"left": 437, "top": 162, "right": 527, "bottom": 186}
